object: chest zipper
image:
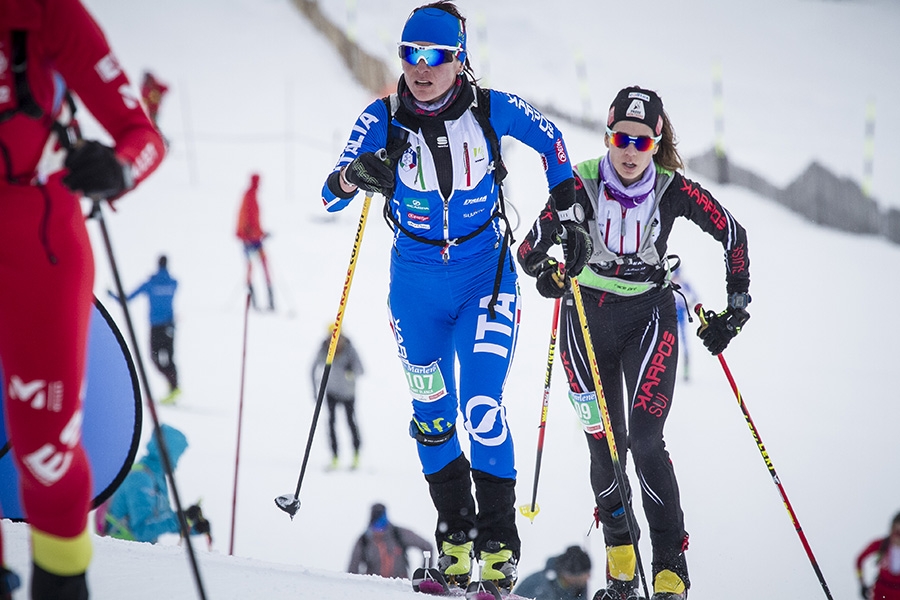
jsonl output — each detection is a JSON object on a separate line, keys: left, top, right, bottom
{"left": 415, "top": 145, "right": 425, "bottom": 190}
{"left": 463, "top": 142, "right": 471, "bottom": 187}
{"left": 441, "top": 197, "right": 451, "bottom": 263}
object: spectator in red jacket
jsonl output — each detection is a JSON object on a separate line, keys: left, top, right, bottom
{"left": 857, "top": 512, "right": 900, "bottom": 600}
{"left": 0, "top": 0, "right": 166, "bottom": 598}
{"left": 140, "top": 71, "right": 169, "bottom": 130}
{"left": 236, "top": 173, "right": 274, "bottom": 311}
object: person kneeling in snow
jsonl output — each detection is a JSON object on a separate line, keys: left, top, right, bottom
{"left": 97, "top": 424, "right": 210, "bottom": 545}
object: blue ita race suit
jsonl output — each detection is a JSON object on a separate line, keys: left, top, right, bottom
{"left": 322, "top": 78, "right": 574, "bottom": 556}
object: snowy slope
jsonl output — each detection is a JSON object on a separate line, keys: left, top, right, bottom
{"left": 3, "top": 0, "right": 900, "bottom": 599}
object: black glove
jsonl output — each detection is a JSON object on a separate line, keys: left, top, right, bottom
{"left": 62, "top": 140, "right": 131, "bottom": 199}
{"left": 184, "top": 504, "right": 203, "bottom": 522}
{"left": 554, "top": 222, "right": 592, "bottom": 276}
{"left": 859, "top": 582, "right": 870, "bottom": 599}
{"left": 192, "top": 517, "right": 211, "bottom": 536}
{"left": 533, "top": 258, "right": 567, "bottom": 299}
{"left": 342, "top": 146, "right": 406, "bottom": 198}
{"left": 697, "top": 306, "right": 750, "bottom": 355}
{"left": 184, "top": 503, "right": 211, "bottom": 536}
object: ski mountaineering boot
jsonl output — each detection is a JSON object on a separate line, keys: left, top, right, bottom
{"left": 437, "top": 531, "right": 474, "bottom": 587}
{"left": 425, "top": 455, "right": 477, "bottom": 587}
{"left": 31, "top": 564, "right": 88, "bottom": 600}
{"left": 593, "top": 544, "right": 640, "bottom": 600}
{"left": 479, "top": 539, "right": 518, "bottom": 591}
{"left": 651, "top": 569, "right": 687, "bottom": 599}
{"left": 650, "top": 541, "right": 689, "bottom": 599}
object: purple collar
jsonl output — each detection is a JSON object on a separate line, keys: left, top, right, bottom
{"left": 600, "top": 154, "right": 656, "bottom": 209}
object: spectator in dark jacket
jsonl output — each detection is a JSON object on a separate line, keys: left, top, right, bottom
{"left": 515, "top": 545, "right": 593, "bottom": 600}
{"left": 348, "top": 503, "right": 432, "bottom": 579}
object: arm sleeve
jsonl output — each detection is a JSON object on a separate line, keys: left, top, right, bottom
{"left": 125, "top": 280, "right": 150, "bottom": 302}
{"left": 320, "top": 99, "right": 390, "bottom": 212}
{"left": 347, "top": 537, "right": 366, "bottom": 574}
{"left": 486, "top": 89, "right": 574, "bottom": 191}
{"left": 46, "top": 0, "right": 165, "bottom": 189}
{"left": 398, "top": 527, "right": 433, "bottom": 554}
{"left": 516, "top": 198, "right": 561, "bottom": 276}
{"left": 347, "top": 342, "right": 364, "bottom": 376}
{"left": 669, "top": 173, "right": 750, "bottom": 295}
{"left": 856, "top": 539, "right": 883, "bottom": 574}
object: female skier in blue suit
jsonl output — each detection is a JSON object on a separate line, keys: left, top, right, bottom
{"left": 320, "top": 2, "right": 583, "bottom": 592}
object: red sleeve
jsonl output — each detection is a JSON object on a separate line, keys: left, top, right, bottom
{"left": 856, "top": 539, "right": 884, "bottom": 572}
{"left": 43, "top": 0, "right": 165, "bottom": 187}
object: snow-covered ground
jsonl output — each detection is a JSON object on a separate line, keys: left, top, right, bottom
{"left": 3, "top": 0, "right": 900, "bottom": 598}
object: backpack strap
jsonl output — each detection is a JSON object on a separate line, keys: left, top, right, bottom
{"left": 0, "top": 31, "right": 44, "bottom": 123}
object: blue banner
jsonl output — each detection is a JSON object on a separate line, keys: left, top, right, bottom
{"left": 0, "top": 298, "right": 142, "bottom": 519}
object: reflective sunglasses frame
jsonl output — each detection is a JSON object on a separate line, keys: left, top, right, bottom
{"left": 605, "top": 127, "right": 662, "bottom": 152}
{"left": 398, "top": 43, "right": 462, "bottom": 67}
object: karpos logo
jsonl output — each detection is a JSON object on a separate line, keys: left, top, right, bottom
{"left": 9, "top": 376, "right": 63, "bottom": 412}
{"left": 634, "top": 330, "right": 675, "bottom": 417}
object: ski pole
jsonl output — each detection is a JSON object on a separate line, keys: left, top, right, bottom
{"left": 571, "top": 279, "right": 650, "bottom": 600}
{"left": 275, "top": 190, "right": 375, "bottom": 519}
{"left": 90, "top": 198, "right": 208, "bottom": 600}
{"left": 518, "top": 296, "right": 561, "bottom": 522}
{"left": 229, "top": 290, "right": 252, "bottom": 555}
{"left": 695, "top": 304, "right": 834, "bottom": 600}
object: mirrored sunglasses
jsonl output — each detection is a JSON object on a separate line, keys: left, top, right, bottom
{"left": 606, "top": 127, "right": 661, "bottom": 152}
{"left": 398, "top": 43, "right": 461, "bottom": 67}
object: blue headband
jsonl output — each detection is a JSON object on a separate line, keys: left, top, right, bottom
{"left": 401, "top": 7, "right": 467, "bottom": 64}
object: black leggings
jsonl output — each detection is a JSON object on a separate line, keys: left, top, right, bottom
{"left": 150, "top": 323, "right": 178, "bottom": 391}
{"left": 327, "top": 394, "right": 360, "bottom": 457}
{"left": 560, "top": 287, "right": 688, "bottom": 568}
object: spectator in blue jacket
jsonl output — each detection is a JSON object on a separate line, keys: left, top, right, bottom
{"left": 97, "top": 424, "right": 209, "bottom": 544}
{"left": 110, "top": 254, "right": 180, "bottom": 404}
